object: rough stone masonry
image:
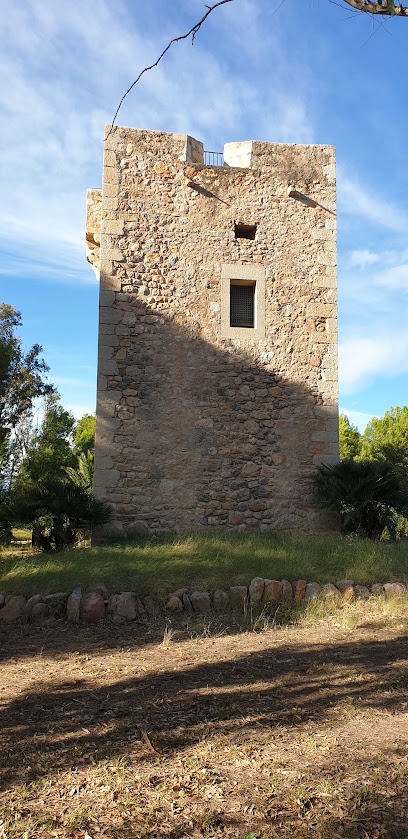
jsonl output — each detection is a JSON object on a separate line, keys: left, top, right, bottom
{"left": 86, "top": 127, "right": 338, "bottom": 539}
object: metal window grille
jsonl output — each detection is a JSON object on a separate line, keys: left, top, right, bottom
{"left": 204, "top": 150, "right": 224, "bottom": 166}
{"left": 230, "top": 283, "right": 255, "bottom": 328}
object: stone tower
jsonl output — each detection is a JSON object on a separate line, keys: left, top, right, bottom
{"left": 86, "top": 126, "right": 338, "bottom": 538}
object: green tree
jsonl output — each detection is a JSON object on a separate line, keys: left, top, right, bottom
{"left": 66, "top": 450, "right": 94, "bottom": 492}
{"left": 339, "top": 413, "right": 361, "bottom": 461}
{"left": 70, "top": 414, "right": 96, "bottom": 491}
{"left": 9, "top": 398, "right": 110, "bottom": 549}
{"left": 360, "top": 406, "right": 408, "bottom": 465}
{"left": 316, "top": 459, "right": 408, "bottom": 539}
{"left": 74, "top": 414, "right": 96, "bottom": 456}
{"left": 20, "top": 394, "right": 76, "bottom": 484}
{"left": 0, "top": 303, "right": 52, "bottom": 464}
{"left": 0, "top": 304, "right": 53, "bottom": 543}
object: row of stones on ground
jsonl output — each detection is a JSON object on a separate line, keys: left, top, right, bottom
{"left": 0, "top": 577, "right": 406, "bottom": 625}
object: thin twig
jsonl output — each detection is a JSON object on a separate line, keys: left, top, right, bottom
{"left": 141, "top": 730, "right": 162, "bottom": 755}
{"left": 107, "top": 0, "right": 235, "bottom": 136}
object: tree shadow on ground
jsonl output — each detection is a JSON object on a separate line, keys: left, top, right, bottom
{"left": 1, "top": 629, "right": 406, "bottom": 794}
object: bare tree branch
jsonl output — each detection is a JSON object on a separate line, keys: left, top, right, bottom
{"left": 108, "top": 0, "right": 407, "bottom": 136}
{"left": 108, "top": 0, "right": 235, "bottom": 134}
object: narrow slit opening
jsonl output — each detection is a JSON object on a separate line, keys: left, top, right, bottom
{"left": 235, "top": 223, "right": 257, "bottom": 240}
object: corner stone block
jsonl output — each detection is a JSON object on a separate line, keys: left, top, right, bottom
{"left": 98, "top": 344, "right": 114, "bottom": 361}
{"left": 99, "top": 271, "right": 121, "bottom": 292}
{"left": 99, "top": 306, "right": 122, "bottom": 325}
{"left": 98, "top": 359, "right": 119, "bottom": 376}
{"left": 93, "top": 468, "right": 120, "bottom": 488}
{"left": 99, "top": 333, "right": 119, "bottom": 348}
{"left": 103, "top": 166, "right": 120, "bottom": 186}
{"left": 224, "top": 141, "right": 253, "bottom": 168}
{"left": 97, "top": 391, "right": 121, "bottom": 418}
{"left": 183, "top": 136, "right": 204, "bottom": 164}
{"left": 102, "top": 219, "right": 124, "bottom": 236}
{"left": 99, "top": 289, "right": 116, "bottom": 307}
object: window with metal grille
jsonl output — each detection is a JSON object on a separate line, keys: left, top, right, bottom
{"left": 230, "top": 281, "right": 255, "bottom": 328}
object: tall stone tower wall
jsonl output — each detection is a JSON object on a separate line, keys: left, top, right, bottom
{"left": 87, "top": 126, "right": 338, "bottom": 538}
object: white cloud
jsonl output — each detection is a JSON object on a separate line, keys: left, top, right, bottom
{"left": 373, "top": 262, "right": 408, "bottom": 291}
{"left": 339, "top": 331, "right": 408, "bottom": 394}
{"left": 338, "top": 169, "right": 408, "bottom": 233}
{"left": 347, "top": 249, "right": 380, "bottom": 269}
{"left": 0, "top": 0, "right": 318, "bottom": 289}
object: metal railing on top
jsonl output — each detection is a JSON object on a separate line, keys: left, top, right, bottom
{"left": 204, "top": 150, "right": 224, "bottom": 166}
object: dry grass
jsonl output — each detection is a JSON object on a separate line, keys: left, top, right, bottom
{"left": 0, "top": 596, "right": 407, "bottom": 838}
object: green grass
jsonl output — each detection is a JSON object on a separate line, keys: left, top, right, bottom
{"left": 0, "top": 530, "right": 407, "bottom": 597}
{"left": 11, "top": 528, "right": 31, "bottom": 542}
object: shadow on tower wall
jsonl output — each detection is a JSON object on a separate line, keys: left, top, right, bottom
{"left": 94, "top": 295, "right": 338, "bottom": 538}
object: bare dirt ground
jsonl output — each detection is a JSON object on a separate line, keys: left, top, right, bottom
{"left": 0, "top": 606, "right": 407, "bottom": 839}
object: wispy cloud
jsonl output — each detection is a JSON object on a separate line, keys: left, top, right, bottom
{"left": 373, "top": 262, "right": 408, "bottom": 292}
{"left": 0, "top": 0, "right": 317, "bottom": 289}
{"left": 338, "top": 169, "right": 408, "bottom": 233}
{"left": 339, "top": 331, "right": 408, "bottom": 394}
{"left": 347, "top": 249, "right": 380, "bottom": 269}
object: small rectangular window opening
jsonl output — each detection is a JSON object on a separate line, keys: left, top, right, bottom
{"left": 230, "top": 280, "right": 255, "bottom": 328}
{"left": 235, "top": 223, "right": 257, "bottom": 240}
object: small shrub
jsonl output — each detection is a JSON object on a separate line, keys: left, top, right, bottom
{"left": 315, "top": 459, "right": 408, "bottom": 539}
{"left": 8, "top": 475, "right": 110, "bottom": 551}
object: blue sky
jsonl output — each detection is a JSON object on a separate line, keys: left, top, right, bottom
{"left": 1, "top": 0, "right": 408, "bottom": 431}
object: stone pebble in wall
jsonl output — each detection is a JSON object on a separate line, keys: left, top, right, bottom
{"left": 0, "top": 576, "right": 406, "bottom": 624}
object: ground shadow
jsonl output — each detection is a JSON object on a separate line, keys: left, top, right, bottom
{"left": 1, "top": 629, "right": 406, "bottom": 794}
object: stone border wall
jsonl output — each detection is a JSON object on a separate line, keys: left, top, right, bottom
{"left": 0, "top": 577, "right": 406, "bottom": 625}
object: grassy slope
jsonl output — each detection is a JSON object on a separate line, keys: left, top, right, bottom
{"left": 1, "top": 531, "right": 407, "bottom": 596}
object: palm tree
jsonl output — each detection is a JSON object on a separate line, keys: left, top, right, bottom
{"left": 316, "top": 459, "right": 408, "bottom": 539}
